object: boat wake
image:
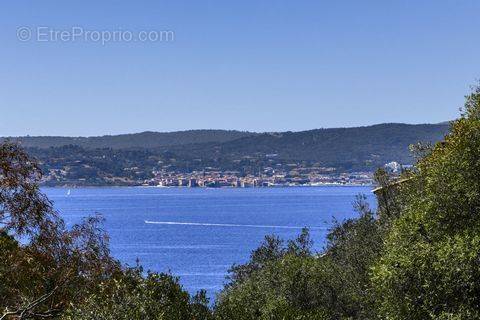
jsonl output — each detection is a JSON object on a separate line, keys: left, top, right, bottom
{"left": 144, "top": 220, "right": 325, "bottom": 230}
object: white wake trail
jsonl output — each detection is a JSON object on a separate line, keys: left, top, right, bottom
{"left": 144, "top": 220, "right": 324, "bottom": 230}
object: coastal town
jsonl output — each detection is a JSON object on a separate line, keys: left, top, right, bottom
{"left": 32, "top": 141, "right": 407, "bottom": 187}
{"left": 41, "top": 163, "right": 378, "bottom": 187}
{"left": 37, "top": 144, "right": 407, "bottom": 187}
{"left": 145, "top": 161, "right": 405, "bottom": 187}
{"left": 145, "top": 161, "right": 403, "bottom": 187}
{"left": 145, "top": 167, "right": 376, "bottom": 187}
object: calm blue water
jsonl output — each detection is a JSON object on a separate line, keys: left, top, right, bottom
{"left": 43, "top": 186, "right": 374, "bottom": 298}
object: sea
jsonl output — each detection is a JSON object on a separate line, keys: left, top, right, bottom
{"left": 43, "top": 186, "right": 375, "bottom": 300}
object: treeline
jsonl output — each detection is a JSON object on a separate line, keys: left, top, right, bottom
{"left": 5, "top": 130, "right": 255, "bottom": 149}
{"left": 213, "top": 86, "right": 480, "bottom": 319}
{"left": 0, "top": 142, "right": 212, "bottom": 320}
{"left": 26, "top": 145, "right": 285, "bottom": 186}
{"left": 13, "top": 123, "right": 449, "bottom": 186}
{"left": 213, "top": 88, "right": 480, "bottom": 319}
{"left": 169, "top": 123, "right": 449, "bottom": 167}
{"left": 1, "top": 87, "right": 480, "bottom": 319}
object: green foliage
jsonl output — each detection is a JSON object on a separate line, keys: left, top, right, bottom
{"left": 61, "top": 267, "right": 213, "bottom": 320}
{"left": 3, "top": 85, "right": 480, "bottom": 319}
{"left": 203, "top": 123, "right": 448, "bottom": 169}
{"left": 0, "top": 231, "right": 21, "bottom": 305}
{"left": 0, "top": 142, "right": 211, "bottom": 320}
{"left": 0, "top": 142, "right": 122, "bottom": 319}
{"left": 7, "top": 130, "right": 254, "bottom": 149}
{"left": 215, "top": 196, "right": 381, "bottom": 320}
{"left": 215, "top": 86, "right": 480, "bottom": 319}
{"left": 372, "top": 86, "right": 480, "bottom": 319}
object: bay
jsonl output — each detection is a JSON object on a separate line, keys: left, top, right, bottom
{"left": 43, "top": 186, "right": 375, "bottom": 298}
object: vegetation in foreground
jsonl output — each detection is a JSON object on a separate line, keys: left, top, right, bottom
{"left": 1, "top": 86, "right": 480, "bottom": 319}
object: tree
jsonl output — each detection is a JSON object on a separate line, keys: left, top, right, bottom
{"left": 0, "top": 142, "right": 118, "bottom": 319}
{"left": 215, "top": 195, "right": 381, "bottom": 320}
{"left": 372, "top": 85, "right": 480, "bottom": 319}
{"left": 61, "top": 267, "right": 213, "bottom": 320}
{"left": 1, "top": 141, "right": 214, "bottom": 319}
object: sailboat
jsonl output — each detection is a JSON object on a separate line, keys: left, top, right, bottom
{"left": 66, "top": 189, "right": 71, "bottom": 196}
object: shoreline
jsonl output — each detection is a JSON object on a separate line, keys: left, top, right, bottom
{"left": 40, "top": 183, "right": 375, "bottom": 189}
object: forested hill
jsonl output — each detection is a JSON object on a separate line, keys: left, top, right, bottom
{"left": 3, "top": 123, "right": 450, "bottom": 185}
{"left": 6, "top": 123, "right": 448, "bottom": 153}
{"left": 4, "top": 130, "right": 256, "bottom": 149}
{"left": 181, "top": 123, "right": 450, "bottom": 166}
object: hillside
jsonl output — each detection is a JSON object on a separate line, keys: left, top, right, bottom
{"left": 5, "top": 123, "right": 451, "bottom": 186}
{"left": 3, "top": 130, "right": 255, "bottom": 149}
{"left": 167, "top": 123, "right": 450, "bottom": 169}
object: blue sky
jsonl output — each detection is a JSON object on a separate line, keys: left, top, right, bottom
{"left": 1, "top": 1, "right": 479, "bottom": 136}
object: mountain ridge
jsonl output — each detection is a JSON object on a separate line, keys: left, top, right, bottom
{"left": 3, "top": 123, "right": 451, "bottom": 185}
{"left": 3, "top": 122, "right": 449, "bottom": 150}
{"left": 2, "top": 129, "right": 256, "bottom": 149}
